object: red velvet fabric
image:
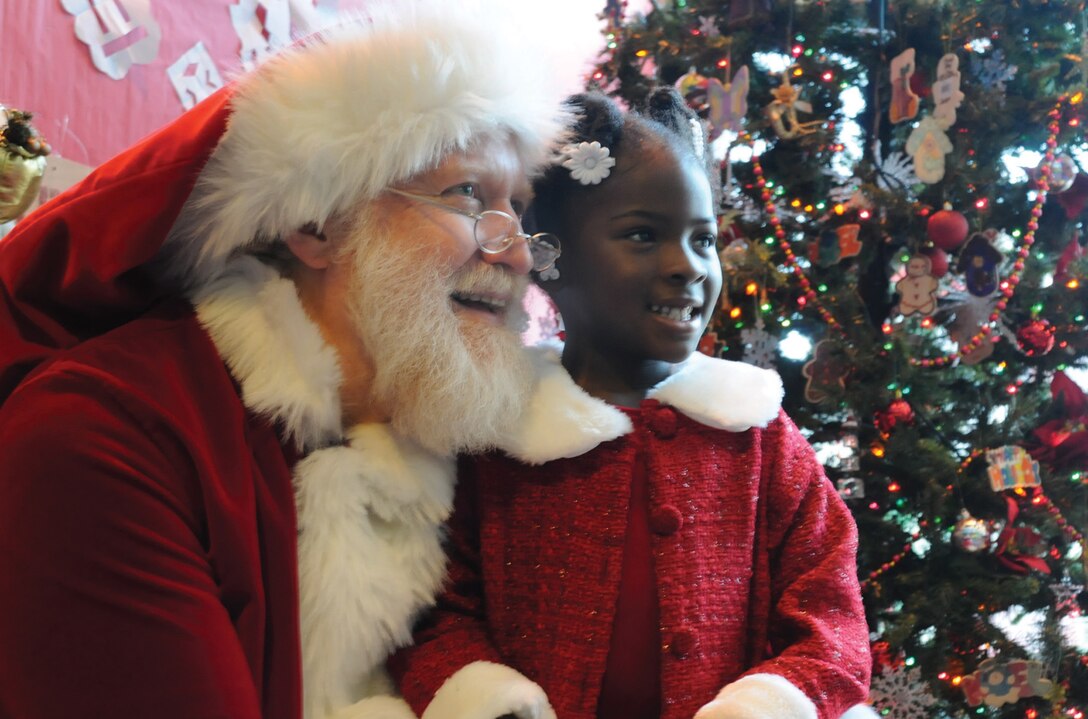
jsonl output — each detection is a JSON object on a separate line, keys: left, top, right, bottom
{"left": 393, "top": 403, "right": 870, "bottom": 719}
{"left": 0, "top": 86, "right": 233, "bottom": 402}
{"left": 0, "top": 302, "right": 301, "bottom": 719}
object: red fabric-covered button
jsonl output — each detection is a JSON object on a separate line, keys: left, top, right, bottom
{"left": 648, "top": 406, "right": 678, "bottom": 438}
{"left": 669, "top": 629, "right": 696, "bottom": 658}
{"left": 649, "top": 504, "right": 683, "bottom": 535}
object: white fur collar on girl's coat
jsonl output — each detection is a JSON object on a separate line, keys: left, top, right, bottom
{"left": 194, "top": 256, "right": 453, "bottom": 719}
{"left": 496, "top": 341, "right": 785, "bottom": 466}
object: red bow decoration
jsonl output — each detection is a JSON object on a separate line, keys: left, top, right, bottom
{"left": 1026, "top": 371, "right": 1088, "bottom": 473}
{"left": 993, "top": 496, "right": 1051, "bottom": 575}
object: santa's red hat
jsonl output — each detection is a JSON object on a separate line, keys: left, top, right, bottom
{"left": 0, "top": 0, "right": 577, "bottom": 402}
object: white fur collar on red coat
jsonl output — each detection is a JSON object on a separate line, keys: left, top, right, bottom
{"left": 497, "top": 341, "right": 785, "bottom": 466}
{"left": 192, "top": 256, "right": 451, "bottom": 719}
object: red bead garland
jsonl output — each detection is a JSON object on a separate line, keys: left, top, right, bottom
{"left": 909, "top": 100, "right": 1067, "bottom": 367}
{"left": 861, "top": 534, "right": 918, "bottom": 591}
{"left": 750, "top": 150, "right": 844, "bottom": 334}
{"left": 1031, "top": 492, "right": 1087, "bottom": 545}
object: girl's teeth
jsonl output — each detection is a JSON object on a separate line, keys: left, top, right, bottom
{"left": 650, "top": 305, "right": 693, "bottom": 321}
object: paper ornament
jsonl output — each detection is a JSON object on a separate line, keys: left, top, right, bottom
{"left": 696, "top": 15, "right": 721, "bottom": 38}
{"left": 986, "top": 446, "right": 1042, "bottom": 492}
{"left": 971, "top": 49, "right": 1019, "bottom": 94}
{"left": 765, "top": 73, "right": 821, "bottom": 139}
{"left": 706, "top": 65, "right": 749, "bottom": 138}
{"left": 874, "top": 141, "right": 918, "bottom": 192}
{"left": 955, "top": 232, "right": 1003, "bottom": 297}
{"left": 932, "top": 54, "right": 965, "bottom": 129}
{"left": 869, "top": 664, "right": 939, "bottom": 719}
{"left": 895, "top": 254, "right": 939, "bottom": 316}
{"left": 960, "top": 657, "right": 1053, "bottom": 708}
{"left": 60, "top": 0, "right": 162, "bottom": 80}
{"left": 809, "top": 226, "right": 860, "bottom": 267}
{"left": 905, "top": 116, "right": 953, "bottom": 184}
{"left": 802, "top": 340, "right": 849, "bottom": 403}
{"left": 889, "top": 49, "right": 921, "bottom": 124}
{"left": 167, "top": 42, "right": 224, "bottom": 111}
{"left": 740, "top": 316, "right": 776, "bottom": 369}
{"left": 232, "top": 0, "right": 292, "bottom": 71}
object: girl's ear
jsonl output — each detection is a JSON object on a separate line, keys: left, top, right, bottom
{"left": 284, "top": 223, "right": 332, "bottom": 269}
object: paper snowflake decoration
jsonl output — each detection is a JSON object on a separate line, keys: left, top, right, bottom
{"left": 741, "top": 320, "right": 777, "bottom": 369}
{"left": 828, "top": 183, "right": 860, "bottom": 204}
{"left": 870, "top": 665, "right": 939, "bottom": 719}
{"left": 560, "top": 141, "right": 615, "bottom": 185}
{"left": 875, "top": 141, "right": 919, "bottom": 192}
{"left": 971, "top": 49, "right": 1018, "bottom": 93}
{"left": 697, "top": 15, "right": 721, "bottom": 38}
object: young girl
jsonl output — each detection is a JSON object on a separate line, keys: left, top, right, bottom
{"left": 391, "top": 90, "right": 875, "bottom": 719}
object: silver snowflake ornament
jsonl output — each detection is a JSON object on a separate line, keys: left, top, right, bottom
{"left": 870, "top": 665, "right": 938, "bottom": 719}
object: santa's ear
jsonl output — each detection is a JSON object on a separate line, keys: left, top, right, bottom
{"left": 284, "top": 223, "right": 332, "bottom": 269}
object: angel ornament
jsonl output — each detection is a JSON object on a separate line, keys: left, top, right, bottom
{"left": 765, "top": 72, "right": 821, "bottom": 139}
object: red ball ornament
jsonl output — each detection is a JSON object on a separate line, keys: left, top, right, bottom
{"left": 875, "top": 399, "right": 914, "bottom": 434}
{"left": 927, "top": 207, "right": 969, "bottom": 251}
{"left": 1016, "top": 319, "right": 1056, "bottom": 356}
{"left": 920, "top": 245, "right": 949, "bottom": 277}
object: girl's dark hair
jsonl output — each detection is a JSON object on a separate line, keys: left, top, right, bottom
{"left": 526, "top": 87, "right": 719, "bottom": 241}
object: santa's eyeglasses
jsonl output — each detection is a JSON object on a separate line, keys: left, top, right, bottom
{"left": 387, "top": 188, "right": 561, "bottom": 273}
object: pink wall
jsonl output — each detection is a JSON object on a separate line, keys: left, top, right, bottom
{"left": 1, "top": 2, "right": 365, "bottom": 168}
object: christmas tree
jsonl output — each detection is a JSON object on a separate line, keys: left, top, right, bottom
{"left": 591, "top": 1, "right": 1088, "bottom": 717}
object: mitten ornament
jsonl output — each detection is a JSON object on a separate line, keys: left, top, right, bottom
{"left": 956, "top": 232, "right": 1004, "bottom": 297}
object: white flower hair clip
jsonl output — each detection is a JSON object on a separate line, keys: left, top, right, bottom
{"left": 560, "top": 141, "right": 616, "bottom": 185}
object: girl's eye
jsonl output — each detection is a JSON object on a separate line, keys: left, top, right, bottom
{"left": 693, "top": 232, "right": 717, "bottom": 249}
{"left": 624, "top": 229, "right": 654, "bottom": 244}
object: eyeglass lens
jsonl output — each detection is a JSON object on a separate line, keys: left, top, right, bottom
{"left": 528, "top": 235, "right": 560, "bottom": 272}
{"left": 473, "top": 210, "right": 559, "bottom": 272}
{"left": 474, "top": 211, "right": 519, "bottom": 252}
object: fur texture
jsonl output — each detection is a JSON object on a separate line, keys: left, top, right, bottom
{"left": 193, "top": 257, "right": 455, "bottom": 719}
{"left": 422, "top": 661, "right": 554, "bottom": 719}
{"left": 695, "top": 673, "right": 817, "bottom": 719}
{"left": 497, "top": 342, "right": 784, "bottom": 464}
{"left": 165, "top": 0, "right": 575, "bottom": 286}
{"left": 650, "top": 349, "right": 784, "bottom": 432}
{"left": 295, "top": 425, "right": 454, "bottom": 719}
{"left": 193, "top": 256, "right": 342, "bottom": 450}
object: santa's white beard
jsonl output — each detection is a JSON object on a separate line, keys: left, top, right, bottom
{"left": 347, "top": 222, "right": 532, "bottom": 456}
